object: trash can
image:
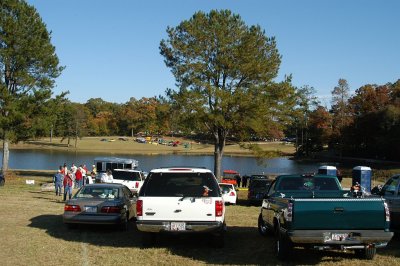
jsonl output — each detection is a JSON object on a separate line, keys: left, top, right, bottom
{"left": 318, "top": 165, "right": 337, "bottom": 176}
{"left": 352, "top": 166, "right": 372, "bottom": 192}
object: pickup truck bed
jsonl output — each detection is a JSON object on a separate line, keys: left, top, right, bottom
{"left": 258, "top": 174, "right": 393, "bottom": 260}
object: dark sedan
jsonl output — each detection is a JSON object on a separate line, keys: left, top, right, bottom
{"left": 63, "top": 183, "right": 136, "bottom": 230}
{"left": 372, "top": 174, "right": 400, "bottom": 232}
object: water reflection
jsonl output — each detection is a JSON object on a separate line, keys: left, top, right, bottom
{"left": 1, "top": 149, "right": 319, "bottom": 175}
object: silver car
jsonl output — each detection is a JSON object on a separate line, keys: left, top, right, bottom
{"left": 63, "top": 183, "right": 136, "bottom": 230}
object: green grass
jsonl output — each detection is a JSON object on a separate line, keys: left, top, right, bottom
{"left": 0, "top": 177, "right": 399, "bottom": 265}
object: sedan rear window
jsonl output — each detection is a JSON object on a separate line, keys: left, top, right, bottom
{"left": 140, "top": 172, "right": 220, "bottom": 197}
{"left": 75, "top": 187, "right": 120, "bottom": 199}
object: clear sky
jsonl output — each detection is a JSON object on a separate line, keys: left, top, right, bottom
{"left": 27, "top": 0, "right": 400, "bottom": 107}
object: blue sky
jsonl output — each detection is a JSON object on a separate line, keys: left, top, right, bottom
{"left": 27, "top": 0, "right": 400, "bottom": 107}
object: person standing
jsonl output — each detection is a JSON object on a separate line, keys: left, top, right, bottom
{"left": 75, "top": 166, "right": 83, "bottom": 189}
{"left": 53, "top": 167, "right": 64, "bottom": 196}
{"left": 82, "top": 164, "right": 88, "bottom": 185}
{"left": 63, "top": 171, "right": 74, "bottom": 201}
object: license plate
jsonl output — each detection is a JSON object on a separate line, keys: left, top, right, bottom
{"left": 84, "top": 206, "right": 97, "bottom": 213}
{"left": 331, "top": 233, "right": 348, "bottom": 241}
{"left": 170, "top": 222, "right": 186, "bottom": 231}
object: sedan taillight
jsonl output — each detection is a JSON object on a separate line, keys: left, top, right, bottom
{"left": 136, "top": 200, "right": 143, "bottom": 216}
{"left": 64, "top": 205, "right": 81, "bottom": 212}
{"left": 215, "top": 200, "right": 224, "bottom": 217}
{"left": 101, "top": 206, "right": 121, "bottom": 213}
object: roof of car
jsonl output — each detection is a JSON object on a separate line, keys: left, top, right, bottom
{"left": 113, "top": 169, "right": 142, "bottom": 172}
{"left": 219, "top": 183, "right": 234, "bottom": 186}
{"left": 83, "top": 183, "right": 125, "bottom": 188}
{"left": 150, "top": 167, "right": 212, "bottom": 173}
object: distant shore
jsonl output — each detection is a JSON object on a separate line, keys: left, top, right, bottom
{"left": 4, "top": 136, "right": 296, "bottom": 157}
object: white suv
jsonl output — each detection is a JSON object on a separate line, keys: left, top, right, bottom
{"left": 136, "top": 167, "right": 226, "bottom": 247}
{"left": 111, "top": 169, "right": 145, "bottom": 195}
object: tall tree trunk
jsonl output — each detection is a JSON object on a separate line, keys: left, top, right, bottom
{"left": 2, "top": 132, "right": 10, "bottom": 174}
{"left": 213, "top": 128, "right": 226, "bottom": 181}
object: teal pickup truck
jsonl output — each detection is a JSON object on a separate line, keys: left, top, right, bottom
{"left": 258, "top": 174, "right": 393, "bottom": 260}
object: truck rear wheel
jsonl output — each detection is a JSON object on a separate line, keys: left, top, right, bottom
{"left": 275, "top": 229, "right": 293, "bottom": 260}
{"left": 364, "top": 246, "right": 376, "bottom": 260}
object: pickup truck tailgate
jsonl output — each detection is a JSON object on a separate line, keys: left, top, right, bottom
{"left": 292, "top": 198, "right": 386, "bottom": 230}
{"left": 141, "top": 197, "right": 217, "bottom": 221}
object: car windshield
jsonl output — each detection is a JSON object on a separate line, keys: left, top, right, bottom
{"left": 141, "top": 172, "right": 220, "bottom": 197}
{"left": 277, "top": 177, "right": 340, "bottom": 191}
{"left": 250, "top": 180, "right": 270, "bottom": 188}
{"left": 113, "top": 171, "right": 141, "bottom": 181}
{"left": 75, "top": 187, "right": 120, "bottom": 199}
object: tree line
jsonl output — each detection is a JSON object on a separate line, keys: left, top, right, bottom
{"left": 1, "top": 2, "right": 399, "bottom": 176}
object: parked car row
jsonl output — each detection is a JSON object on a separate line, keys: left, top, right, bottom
{"left": 62, "top": 165, "right": 399, "bottom": 260}
{"left": 63, "top": 167, "right": 228, "bottom": 247}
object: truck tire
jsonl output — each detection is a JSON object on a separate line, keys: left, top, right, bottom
{"left": 275, "top": 229, "right": 292, "bottom": 260}
{"left": 258, "top": 214, "right": 271, "bottom": 237}
{"left": 364, "top": 246, "right": 376, "bottom": 260}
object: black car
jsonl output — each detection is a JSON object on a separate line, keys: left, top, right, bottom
{"left": 0, "top": 173, "right": 4, "bottom": 186}
{"left": 371, "top": 174, "right": 400, "bottom": 232}
{"left": 247, "top": 177, "right": 272, "bottom": 205}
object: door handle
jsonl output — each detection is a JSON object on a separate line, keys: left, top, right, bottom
{"left": 145, "top": 212, "right": 155, "bottom": 216}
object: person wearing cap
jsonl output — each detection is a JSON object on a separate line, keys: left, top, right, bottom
{"left": 63, "top": 171, "right": 74, "bottom": 201}
{"left": 53, "top": 166, "right": 64, "bottom": 196}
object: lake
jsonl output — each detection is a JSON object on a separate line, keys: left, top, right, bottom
{"left": 1, "top": 149, "right": 321, "bottom": 175}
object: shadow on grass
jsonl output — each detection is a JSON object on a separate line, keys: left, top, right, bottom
{"left": 28, "top": 215, "right": 399, "bottom": 265}
{"left": 28, "top": 214, "right": 142, "bottom": 248}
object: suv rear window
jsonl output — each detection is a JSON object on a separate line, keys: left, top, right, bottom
{"left": 113, "top": 171, "right": 141, "bottom": 181}
{"left": 140, "top": 172, "right": 220, "bottom": 197}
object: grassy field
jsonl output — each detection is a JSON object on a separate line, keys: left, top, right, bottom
{"left": 7, "top": 136, "right": 296, "bottom": 156}
{"left": 0, "top": 175, "right": 399, "bottom": 266}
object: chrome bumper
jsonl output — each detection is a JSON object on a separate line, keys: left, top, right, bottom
{"left": 288, "top": 229, "right": 393, "bottom": 247}
{"left": 136, "top": 220, "right": 224, "bottom": 233}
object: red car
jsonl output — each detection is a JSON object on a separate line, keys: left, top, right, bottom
{"left": 221, "top": 170, "right": 239, "bottom": 187}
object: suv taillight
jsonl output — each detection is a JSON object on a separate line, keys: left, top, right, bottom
{"left": 384, "top": 201, "right": 390, "bottom": 222}
{"left": 229, "top": 191, "right": 235, "bottom": 196}
{"left": 137, "top": 199, "right": 143, "bottom": 216}
{"left": 64, "top": 205, "right": 81, "bottom": 212}
{"left": 215, "top": 200, "right": 224, "bottom": 217}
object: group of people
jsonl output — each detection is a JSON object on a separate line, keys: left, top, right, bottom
{"left": 53, "top": 163, "right": 97, "bottom": 201}
{"left": 235, "top": 175, "right": 250, "bottom": 188}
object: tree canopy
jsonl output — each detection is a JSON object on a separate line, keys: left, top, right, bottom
{"left": 0, "top": 0, "right": 63, "bottom": 173}
{"left": 160, "top": 10, "right": 295, "bottom": 177}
